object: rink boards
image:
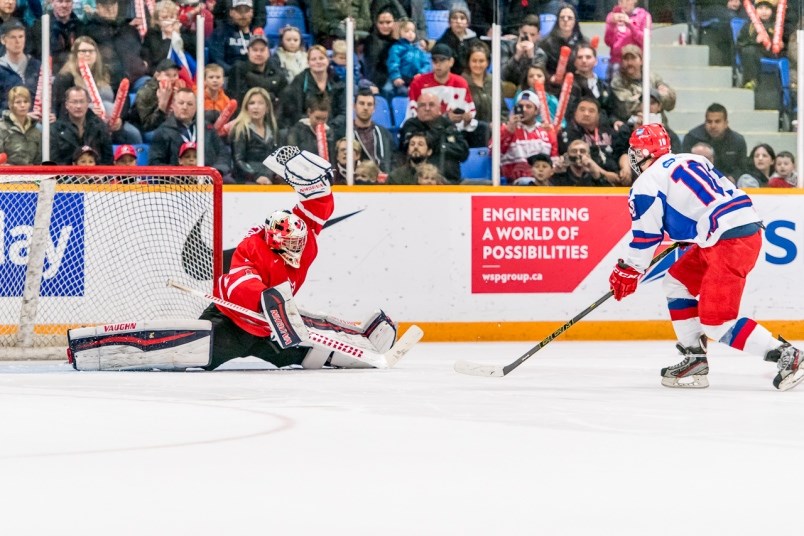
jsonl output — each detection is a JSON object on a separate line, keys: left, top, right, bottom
{"left": 223, "top": 186, "right": 804, "bottom": 341}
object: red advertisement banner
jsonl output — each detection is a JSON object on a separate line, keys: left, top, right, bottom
{"left": 471, "top": 195, "right": 631, "bottom": 293}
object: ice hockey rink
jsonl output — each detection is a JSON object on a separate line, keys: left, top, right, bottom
{"left": 1, "top": 340, "right": 801, "bottom": 536}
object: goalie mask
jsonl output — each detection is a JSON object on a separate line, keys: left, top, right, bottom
{"left": 265, "top": 210, "right": 307, "bottom": 268}
{"left": 628, "top": 123, "right": 671, "bottom": 177}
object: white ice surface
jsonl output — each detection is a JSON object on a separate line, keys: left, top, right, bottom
{"left": 0, "top": 341, "right": 801, "bottom": 536}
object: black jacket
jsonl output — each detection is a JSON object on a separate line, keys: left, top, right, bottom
{"left": 29, "top": 12, "right": 80, "bottom": 73}
{"left": 149, "top": 114, "right": 232, "bottom": 177}
{"left": 0, "top": 56, "right": 40, "bottom": 110}
{"left": 681, "top": 124, "right": 748, "bottom": 178}
{"left": 50, "top": 108, "right": 113, "bottom": 164}
{"left": 278, "top": 69, "right": 345, "bottom": 130}
{"left": 398, "top": 115, "right": 469, "bottom": 183}
{"left": 226, "top": 57, "right": 288, "bottom": 113}
{"left": 230, "top": 126, "right": 277, "bottom": 183}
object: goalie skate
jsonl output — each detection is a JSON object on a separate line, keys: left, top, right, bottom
{"left": 661, "top": 337, "right": 709, "bottom": 389}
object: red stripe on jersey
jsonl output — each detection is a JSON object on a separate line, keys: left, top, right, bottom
{"left": 669, "top": 307, "right": 698, "bottom": 321}
{"left": 730, "top": 319, "right": 757, "bottom": 350}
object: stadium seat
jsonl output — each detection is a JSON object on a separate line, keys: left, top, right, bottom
{"left": 264, "top": 6, "right": 312, "bottom": 47}
{"left": 460, "top": 147, "right": 492, "bottom": 180}
{"left": 731, "top": 17, "right": 746, "bottom": 71}
{"left": 594, "top": 55, "right": 610, "bottom": 81}
{"left": 539, "top": 14, "right": 556, "bottom": 37}
{"left": 391, "top": 95, "right": 409, "bottom": 127}
{"left": 372, "top": 96, "right": 393, "bottom": 129}
{"left": 133, "top": 144, "right": 150, "bottom": 166}
{"left": 425, "top": 10, "right": 450, "bottom": 41}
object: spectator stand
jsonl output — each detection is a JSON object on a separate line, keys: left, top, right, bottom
{"left": 731, "top": 17, "right": 793, "bottom": 130}
{"left": 372, "top": 95, "right": 393, "bottom": 130}
{"left": 425, "top": 10, "right": 450, "bottom": 41}
{"left": 460, "top": 147, "right": 493, "bottom": 184}
{"left": 264, "top": 5, "right": 313, "bottom": 48}
{"left": 539, "top": 14, "right": 557, "bottom": 37}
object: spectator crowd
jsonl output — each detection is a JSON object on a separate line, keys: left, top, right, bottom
{"left": 0, "top": 0, "right": 796, "bottom": 187}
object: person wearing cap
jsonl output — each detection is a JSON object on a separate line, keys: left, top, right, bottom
{"left": 0, "top": 85, "right": 41, "bottom": 165}
{"left": 72, "top": 144, "right": 99, "bottom": 165}
{"left": 227, "top": 28, "right": 288, "bottom": 115}
{"left": 113, "top": 144, "right": 137, "bottom": 166}
{"left": 149, "top": 87, "right": 232, "bottom": 178}
{"left": 209, "top": 0, "right": 256, "bottom": 74}
{"left": 0, "top": 19, "right": 40, "bottom": 111}
{"left": 497, "top": 89, "right": 557, "bottom": 182}
{"left": 406, "top": 42, "right": 477, "bottom": 132}
{"left": 177, "top": 140, "right": 196, "bottom": 166}
{"left": 434, "top": 3, "right": 482, "bottom": 75}
{"left": 78, "top": 0, "right": 149, "bottom": 85}
{"left": 211, "top": 0, "right": 266, "bottom": 35}
{"left": 736, "top": 0, "right": 792, "bottom": 89}
{"left": 30, "top": 0, "right": 80, "bottom": 75}
{"left": 311, "top": 0, "right": 371, "bottom": 46}
{"left": 610, "top": 43, "right": 676, "bottom": 126}
{"left": 134, "top": 57, "right": 181, "bottom": 132}
{"left": 51, "top": 86, "right": 113, "bottom": 164}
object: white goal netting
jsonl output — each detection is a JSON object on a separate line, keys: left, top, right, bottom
{"left": 0, "top": 167, "right": 222, "bottom": 359}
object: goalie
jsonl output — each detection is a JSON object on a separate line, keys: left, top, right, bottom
{"left": 68, "top": 146, "right": 411, "bottom": 372}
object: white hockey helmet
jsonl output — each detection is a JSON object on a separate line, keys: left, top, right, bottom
{"left": 265, "top": 210, "right": 307, "bottom": 268}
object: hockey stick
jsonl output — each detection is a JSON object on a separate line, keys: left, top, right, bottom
{"left": 167, "top": 279, "right": 423, "bottom": 369}
{"left": 454, "top": 243, "right": 681, "bottom": 378}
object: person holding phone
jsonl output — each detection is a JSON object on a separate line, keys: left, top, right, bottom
{"left": 496, "top": 89, "right": 557, "bottom": 182}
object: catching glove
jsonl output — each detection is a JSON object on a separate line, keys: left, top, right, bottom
{"left": 609, "top": 260, "right": 642, "bottom": 301}
{"left": 263, "top": 146, "right": 332, "bottom": 199}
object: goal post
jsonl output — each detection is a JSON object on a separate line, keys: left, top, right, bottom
{"left": 0, "top": 166, "right": 222, "bottom": 359}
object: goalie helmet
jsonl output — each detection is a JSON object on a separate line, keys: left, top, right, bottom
{"left": 265, "top": 210, "right": 307, "bottom": 268}
{"left": 628, "top": 123, "right": 672, "bottom": 177}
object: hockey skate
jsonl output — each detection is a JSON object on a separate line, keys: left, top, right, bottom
{"left": 661, "top": 337, "right": 709, "bottom": 388}
{"left": 765, "top": 339, "right": 804, "bottom": 391}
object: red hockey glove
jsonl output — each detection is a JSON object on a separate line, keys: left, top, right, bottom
{"left": 609, "top": 260, "right": 642, "bottom": 301}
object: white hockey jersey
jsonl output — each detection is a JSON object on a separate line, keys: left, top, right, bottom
{"left": 624, "top": 152, "right": 762, "bottom": 272}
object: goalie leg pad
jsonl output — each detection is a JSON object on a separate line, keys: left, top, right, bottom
{"left": 67, "top": 320, "right": 212, "bottom": 371}
{"left": 300, "top": 327, "right": 386, "bottom": 369}
{"left": 261, "top": 281, "right": 309, "bottom": 349}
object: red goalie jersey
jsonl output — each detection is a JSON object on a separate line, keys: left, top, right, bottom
{"left": 213, "top": 192, "right": 334, "bottom": 337}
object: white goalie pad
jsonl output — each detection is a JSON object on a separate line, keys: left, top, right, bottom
{"left": 67, "top": 320, "right": 212, "bottom": 371}
{"left": 298, "top": 310, "right": 400, "bottom": 369}
{"left": 263, "top": 146, "right": 332, "bottom": 199}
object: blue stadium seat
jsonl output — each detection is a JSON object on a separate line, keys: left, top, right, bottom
{"left": 539, "top": 14, "right": 556, "bottom": 37}
{"left": 133, "top": 144, "right": 150, "bottom": 166}
{"left": 264, "top": 6, "right": 312, "bottom": 47}
{"left": 372, "top": 96, "right": 393, "bottom": 129}
{"left": 391, "top": 95, "right": 409, "bottom": 127}
{"left": 460, "top": 147, "right": 492, "bottom": 180}
{"left": 504, "top": 97, "right": 514, "bottom": 110}
{"left": 425, "top": 10, "right": 450, "bottom": 40}
{"left": 731, "top": 17, "right": 746, "bottom": 70}
{"left": 594, "top": 55, "right": 610, "bottom": 81}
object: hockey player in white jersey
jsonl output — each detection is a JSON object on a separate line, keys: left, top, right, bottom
{"left": 608, "top": 123, "right": 803, "bottom": 391}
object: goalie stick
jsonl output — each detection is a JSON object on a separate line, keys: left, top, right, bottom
{"left": 167, "top": 279, "right": 423, "bottom": 369}
{"left": 454, "top": 243, "right": 681, "bottom": 378}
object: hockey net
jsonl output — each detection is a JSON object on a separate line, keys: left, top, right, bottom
{"left": 0, "top": 166, "right": 222, "bottom": 359}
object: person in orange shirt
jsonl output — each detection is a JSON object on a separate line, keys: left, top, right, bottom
{"left": 203, "top": 63, "right": 231, "bottom": 113}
